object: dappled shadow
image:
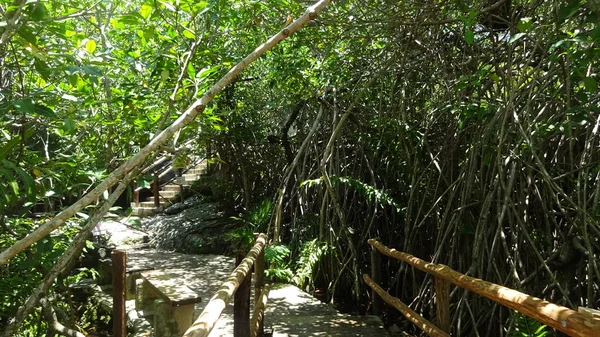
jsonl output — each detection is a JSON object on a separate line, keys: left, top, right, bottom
{"left": 121, "top": 249, "right": 237, "bottom": 336}
{"left": 264, "top": 284, "right": 388, "bottom": 337}
{"left": 122, "top": 251, "right": 387, "bottom": 336}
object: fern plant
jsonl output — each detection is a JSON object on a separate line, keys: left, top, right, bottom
{"left": 227, "top": 199, "right": 273, "bottom": 250}
{"left": 264, "top": 244, "right": 293, "bottom": 282}
{"left": 508, "top": 313, "right": 552, "bottom": 337}
{"left": 293, "top": 239, "right": 328, "bottom": 289}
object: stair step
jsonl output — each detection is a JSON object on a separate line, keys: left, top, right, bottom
{"left": 159, "top": 191, "right": 178, "bottom": 198}
{"left": 139, "top": 201, "right": 170, "bottom": 208}
{"left": 163, "top": 185, "right": 182, "bottom": 192}
{"left": 131, "top": 207, "right": 159, "bottom": 216}
{"left": 183, "top": 173, "right": 200, "bottom": 180}
{"left": 187, "top": 169, "right": 205, "bottom": 175}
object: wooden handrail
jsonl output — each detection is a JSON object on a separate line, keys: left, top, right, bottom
{"left": 364, "top": 274, "right": 449, "bottom": 337}
{"left": 183, "top": 233, "right": 268, "bottom": 337}
{"left": 368, "top": 239, "right": 600, "bottom": 337}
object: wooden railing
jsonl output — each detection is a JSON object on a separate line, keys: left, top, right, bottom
{"left": 366, "top": 239, "right": 600, "bottom": 337}
{"left": 183, "top": 233, "right": 270, "bottom": 337}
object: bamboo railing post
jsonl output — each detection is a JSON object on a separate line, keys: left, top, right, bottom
{"left": 371, "top": 244, "right": 382, "bottom": 316}
{"left": 133, "top": 181, "right": 139, "bottom": 206}
{"left": 234, "top": 250, "right": 251, "bottom": 337}
{"left": 153, "top": 172, "right": 160, "bottom": 208}
{"left": 435, "top": 277, "right": 450, "bottom": 334}
{"left": 250, "top": 285, "right": 270, "bottom": 337}
{"left": 111, "top": 250, "right": 126, "bottom": 337}
{"left": 254, "top": 244, "right": 265, "bottom": 304}
{"left": 254, "top": 245, "right": 265, "bottom": 337}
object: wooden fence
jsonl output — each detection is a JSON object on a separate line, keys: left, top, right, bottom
{"left": 366, "top": 239, "right": 600, "bottom": 337}
{"left": 182, "top": 233, "right": 270, "bottom": 337}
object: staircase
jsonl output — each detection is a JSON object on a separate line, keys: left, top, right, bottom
{"left": 131, "top": 160, "right": 207, "bottom": 217}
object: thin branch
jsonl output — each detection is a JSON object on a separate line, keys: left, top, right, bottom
{"left": 40, "top": 297, "right": 86, "bottom": 337}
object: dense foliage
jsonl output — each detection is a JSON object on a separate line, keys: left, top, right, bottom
{"left": 1, "top": 0, "right": 600, "bottom": 335}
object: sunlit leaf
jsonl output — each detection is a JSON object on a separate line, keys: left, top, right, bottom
{"left": 183, "top": 30, "right": 195, "bottom": 39}
{"left": 509, "top": 33, "right": 526, "bottom": 44}
{"left": 140, "top": 4, "right": 153, "bottom": 19}
{"left": 187, "top": 63, "right": 196, "bottom": 78}
{"left": 85, "top": 39, "right": 96, "bottom": 53}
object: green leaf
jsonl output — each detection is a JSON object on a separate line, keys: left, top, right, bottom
{"left": 85, "top": 39, "right": 96, "bottom": 53}
{"left": 140, "top": 4, "right": 153, "bottom": 19}
{"left": 30, "top": 3, "right": 47, "bottom": 20}
{"left": 9, "top": 181, "right": 18, "bottom": 195}
{"left": 583, "top": 77, "right": 597, "bottom": 92}
{"left": 197, "top": 66, "right": 218, "bottom": 80}
{"left": 13, "top": 99, "right": 35, "bottom": 114}
{"left": 509, "top": 33, "right": 526, "bottom": 44}
{"left": 517, "top": 18, "right": 533, "bottom": 32}
{"left": 17, "top": 27, "right": 37, "bottom": 44}
{"left": 194, "top": 2, "right": 209, "bottom": 14}
{"left": 34, "top": 104, "right": 57, "bottom": 118}
{"left": 559, "top": 2, "right": 581, "bottom": 21}
{"left": 183, "top": 30, "right": 195, "bottom": 39}
{"left": 34, "top": 59, "right": 52, "bottom": 80}
{"left": 63, "top": 119, "right": 76, "bottom": 133}
{"left": 187, "top": 63, "right": 196, "bottom": 79}
{"left": 81, "top": 66, "right": 103, "bottom": 77}
{"left": 465, "top": 27, "right": 474, "bottom": 45}
{"left": 160, "top": 70, "right": 170, "bottom": 82}
{"left": 0, "top": 137, "right": 21, "bottom": 160}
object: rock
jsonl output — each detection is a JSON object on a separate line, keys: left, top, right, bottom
{"left": 163, "top": 196, "right": 203, "bottom": 215}
{"left": 142, "top": 201, "right": 238, "bottom": 254}
{"left": 387, "top": 324, "right": 405, "bottom": 337}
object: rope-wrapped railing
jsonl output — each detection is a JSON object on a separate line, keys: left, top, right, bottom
{"left": 182, "top": 233, "right": 268, "bottom": 337}
{"left": 367, "top": 238, "right": 600, "bottom": 337}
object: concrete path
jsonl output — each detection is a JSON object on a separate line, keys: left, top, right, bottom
{"left": 119, "top": 248, "right": 387, "bottom": 336}
{"left": 95, "top": 219, "right": 387, "bottom": 336}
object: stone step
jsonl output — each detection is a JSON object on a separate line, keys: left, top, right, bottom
{"left": 159, "top": 190, "right": 178, "bottom": 198}
{"left": 131, "top": 207, "right": 159, "bottom": 217}
{"left": 139, "top": 201, "right": 170, "bottom": 208}
{"left": 182, "top": 173, "right": 200, "bottom": 180}
{"left": 187, "top": 168, "right": 205, "bottom": 175}
{"left": 163, "top": 184, "right": 183, "bottom": 192}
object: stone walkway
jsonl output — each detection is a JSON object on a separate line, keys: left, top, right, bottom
{"left": 119, "top": 249, "right": 387, "bottom": 336}
{"left": 96, "top": 219, "right": 387, "bottom": 336}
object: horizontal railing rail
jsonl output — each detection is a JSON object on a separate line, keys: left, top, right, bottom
{"left": 183, "top": 233, "right": 269, "bottom": 337}
{"left": 366, "top": 238, "right": 600, "bottom": 337}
